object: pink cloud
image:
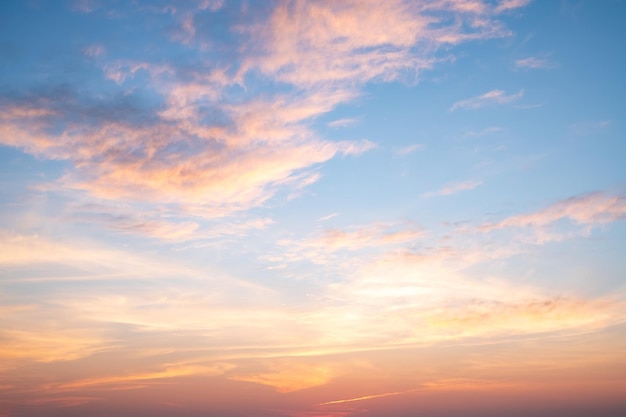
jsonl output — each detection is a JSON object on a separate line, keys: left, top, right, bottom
{"left": 481, "top": 192, "right": 626, "bottom": 232}
{"left": 0, "top": 83, "right": 369, "bottom": 217}
{"left": 423, "top": 180, "right": 483, "bottom": 198}
{"left": 240, "top": 0, "right": 518, "bottom": 90}
{"left": 0, "top": 1, "right": 533, "bottom": 225}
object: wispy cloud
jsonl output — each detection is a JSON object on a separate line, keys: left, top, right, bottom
{"left": 272, "top": 222, "right": 425, "bottom": 266}
{"left": 319, "top": 387, "right": 422, "bottom": 405}
{"left": 327, "top": 117, "right": 359, "bottom": 128}
{"left": 423, "top": 180, "right": 483, "bottom": 198}
{"left": 240, "top": 0, "right": 514, "bottom": 89}
{"left": 319, "top": 249, "right": 626, "bottom": 349}
{"left": 495, "top": 0, "right": 533, "bottom": 14}
{"left": 318, "top": 213, "right": 339, "bottom": 222}
{"left": 481, "top": 192, "right": 626, "bottom": 232}
{"left": 451, "top": 89, "right": 523, "bottom": 110}
{"left": 464, "top": 126, "right": 502, "bottom": 137}
{"left": 229, "top": 361, "right": 334, "bottom": 393}
{"left": 82, "top": 44, "right": 105, "bottom": 58}
{"left": 394, "top": 143, "right": 425, "bottom": 156}
{"left": 71, "top": 0, "right": 99, "bottom": 14}
{"left": 570, "top": 120, "right": 611, "bottom": 135}
{"left": 478, "top": 192, "right": 626, "bottom": 244}
{"left": 515, "top": 56, "right": 552, "bottom": 69}
{"left": 198, "top": 0, "right": 224, "bottom": 12}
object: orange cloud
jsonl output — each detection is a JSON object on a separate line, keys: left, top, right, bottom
{"left": 317, "top": 250, "right": 626, "bottom": 347}
{"left": 51, "top": 363, "right": 233, "bottom": 392}
{"left": 229, "top": 361, "right": 334, "bottom": 393}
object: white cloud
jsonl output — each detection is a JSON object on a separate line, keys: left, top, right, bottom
{"left": 515, "top": 56, "right": 552, "bottom": 69}
{"left": 451, "top": 89, "right": 524, "bottom": 110}
{"left": 495, "top": 0, "right": 533, "bottom": 14}
{"left": 83, "top": 44, "right": 105, "bottom": 57}
{"left": 327, "top": 117, "right": 359, "bottom": 128}
{"left": 394, "top": 143, "right": 425, "bottom": 156}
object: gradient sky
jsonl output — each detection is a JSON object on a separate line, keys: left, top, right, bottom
{"left": 1, "top": 1, "right": 626, "bottom": 416}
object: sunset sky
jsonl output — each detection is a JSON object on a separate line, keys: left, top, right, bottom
{"left": 1, "top": 1, "right": 626, "bottom": 416}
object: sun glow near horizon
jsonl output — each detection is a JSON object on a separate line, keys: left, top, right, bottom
{"left": 1, "top": 1, "right": 626, "bottom": 416}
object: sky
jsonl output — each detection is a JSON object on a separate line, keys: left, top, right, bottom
{"left": 1, "top": 0, "right": 626, "bottom": 416}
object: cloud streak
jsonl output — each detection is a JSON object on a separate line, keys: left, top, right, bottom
{"left": 451, "top": 89, "right": 523, "bottom": 110}
{"left": 423, "top": 180, "right": 483, "bottom": 198}
{"left": 481, "top": 192, "right": 626, "bottom": 232}
{"left": 515, "top": 56, "right": 552, "bottom": 69}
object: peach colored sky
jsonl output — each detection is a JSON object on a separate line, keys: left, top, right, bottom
{"left": 1, "top": 1, "right": 626, "bottom": 416}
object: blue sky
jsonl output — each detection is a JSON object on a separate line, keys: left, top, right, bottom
{"left": 1, "top": 1, "right": 626, "bottom": 416}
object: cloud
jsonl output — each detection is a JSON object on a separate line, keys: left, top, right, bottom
{"left": 274, "top": 222, "right": 426, "bottom": 266}
{"left": 0, "top": 1, "right": 532, "bottom": 224}
{"left": 0, "top": 230, "right": 221, "bottom": 284}
{"left": 198, "top": 0, "right": 224, "bottom": 12}
{"left": 318, "top": 387, "right": 422, "bottom": 406}
{"left": 570, "top": 120, "right": 611, "bottom": 136}
{"left": 82, "top": 44, "right": 105, "bottom": 58}
{"left": 451, "top": 89, "right": 523, "bottom": 110}
{"left": 393, "top": 143, "right": 425, "bottom": 156}
{"left": 229, "top": 361, "right": 334, "bottom": 393}
{"left": 110, "top": 219, "right": 201, "bottom": 241}
{"left": 494, "top": 0, "right": 533, "bottom": 14}
{"left": 515, "top": 56, "right": 552, "bottom": 69}
{"left": 481, "top": 192, "right": 626, "bottom": 232}
{"left": 0, "top": 325, "right": 111, "bottom": 365}
{"left": 318, "top": 213, "right": 338, "bottom": 221}
{"left": 0, "top": 231, "right": 147, "bottom": 269}
{"left": 239, "top": 0, "right": 517, "bottom": 90}
{"left": 51, "top": 363, "right": 233, "bottom": 392}
{"left": 71, "top": 0, "right": 99, "bottom": 14}
{"left": 313, "top": 225, "right": 425, "bottom": 251}
{"left": 0, "top": 91, "right": 366, "bottom": 216}
{"left": 318, "top": 250, "right": 626, "bottom": 347}
{"left": 327, "top": 117, "right": 359, "bottom": 128}
{"left": 423, "top": 180, "right": 483, "bottom": 197}
{"left": 464, "top": 126, "right": 502, "bottom": 137}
